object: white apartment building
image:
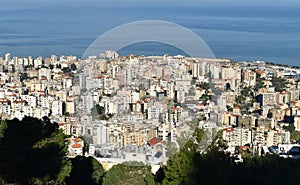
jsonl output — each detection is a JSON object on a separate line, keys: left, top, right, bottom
{"left": 51, "top": 100, "right": 64, "bottom": 116}
{"left": 223, "top": 127, "right": 252, "bottom": 148}
{"left": 82, "top": 94, "right": 94, "bottom": 112}
{"left": 147, "top": 107, "right": 160, "bottom": 120}
{"left": 93, "top": 124, "right": 107, "bottom": 146}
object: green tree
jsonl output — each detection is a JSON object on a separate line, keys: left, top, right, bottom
{"left": 290, "top": 132, "right": 300, "bottom": 142}
{"left": 283, "top": 124, "right": 295, "bottom": 133}
{"left": 0, "top": 117, "right": 71, "bottom": 184}
{"left": 103, "top": 163, "right": 154, "bottom": 185}
{"left": 66, "top": 156, "right": 105, "bottom": 185}
{"left": 91, "top": 105, "right": 109, "bottom": 120}
{"left": 161, "top": 129, "right": 204, "bottom": 185}
{"left": 0, "top": 120, "right": 7, "bottom": 141}
{"left": 158, "top": 127, "right": 300, "bottom": 185}
{"left": 236, "top": 95, "right": 246, "bottom": 104}
{"left": 196, "top": 82, "right": 210, "bottom": 91}
{"left": 226, "top": 105, "right": 233, "bottom": 112}
{"left": 70, "top": 63, "right": 77, "bottom": 71}
{"left": 271, "top": 76, "right": 288, "bottom": 92}
{"left": 254, "top": 77, "right": 265, "bottom": 91}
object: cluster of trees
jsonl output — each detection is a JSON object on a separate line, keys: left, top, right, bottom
{"left": 265, "top": 61, "right": 300, "bottom": 69}
{"left": 196, "top": 82, "right": 210, "bottom": 91}
{"left": 2, "top": 118, "right": 300, "bottom": 185}
{"left": 91, "top": 105, "right": 110, "bottom": 120}
{"left": 0, "top": 117, "right": 71, "bottom": 184}
{"left": 291, "top": 131, "right": 300, "bottom": 143}
{"left": 282, "top": 123, "right": 300, "bottom": 143}
{"left": 0, "top": 117, "right": 105, "bottom": 185}
{"left": 255, "top": 72, "right": 289, "bottom": 93}
{"left": 271, "top": 76, "right": 288, "bottom": 92}
{"left": 0, "top": 116, "right": 154, "bottom": 185}
{"left": 235, "top": 87, "right": 254, "bottom": 114}
{"left": 254, "top": 77, "right": 265, "bottom": 91}
{"left": 102, "top": 162, "right": 155, "bottom": 185}
{"left": 157, "top": 129, "right": 300, "bottom": 185}
{"left": 197, "top": 82, "right": 212, "bottom": 105}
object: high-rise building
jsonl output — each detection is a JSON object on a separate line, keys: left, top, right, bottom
{"left": 5, "top": 53, "right": 10, "bottom": 64}
{"left": 93, "top": 124, "right": 107, "bottom": 146}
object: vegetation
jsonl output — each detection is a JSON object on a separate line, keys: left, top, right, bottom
{"left": 102, "top": 163, "right": 154, "bottom": 185}
{"left": 91, "top": 105, "right": 109, "bottom": 120}
{"left": 0, "top": 117, "right": 105, "bottom": 185}
{"left": 254, "top": 77, "right": 265, "bottom": 91}
{"left": 283, "top": 124, "right": 295, "bottom": 133}
{"left": 265, "top": 61, "right": 300, "bottom": 69}
{"left": 271, "top": 76, "right": 289, "bottom": 92}
{"left": 198, "top": 83, "right": 212, "bottom": 104}
{"left": 2, "top": 118, "right": 300, "bottom": 185}
{"left": 226, "top": 105, "right": 233, "bottom": 112}
{"left": 196, "top": 82, "right": 210, "bottom": 91}
{"left": 66, "top": 156, "right": 105, "bottom": 185}
{"left": 0, "top": 117, "right": 71, "bottom": 184}
{"left": 291, "top": 132, "right": 300, "bottom": 143}
{"left": 157, "top": 128, "right": 300, "bottom": 185}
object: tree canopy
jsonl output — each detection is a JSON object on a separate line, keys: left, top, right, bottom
{"left": 2, "top": 118, "right": 300, "bottom": 185}
{"left": 102, "top": 163, "right": 155, "bottom": 185}
{"left": 0, "top": 117, "right": 106, "bottom": 185}
{"left": 0, "top": 117, "right": 71, "bottom": 184}
{"left": 66, "top": 156, "right": 105, "bottom": 185}
{"left": 157, "top": 128, "right": 300, "bottom": 185}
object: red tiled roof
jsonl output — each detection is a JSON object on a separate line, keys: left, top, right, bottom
{"left": 57, "top": 122, "right": 65, "bottom": 126}
{"left": 13, "top": 99, "right": 26, "bottom": 103}
{"left": 0, "top": 98, "right": 10, "bottom": 103}
{"left": 240, "top": 146, "right": 250, "bottom": 150}
{"left": 148, "top": 137, "right": 162, "bottom": 146}
{"left": 72, "top": 143, "right": 82, "bottom": 148}
{"left": 256, "top": 70, "right": 265, "bottom": 75}
{"left": 224, "top": 127, "right": 234, "bottom": 133}
{"left": 172, "top": 107, "right": 180, "bottom": 111}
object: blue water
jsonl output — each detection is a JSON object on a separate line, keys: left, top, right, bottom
{"left": 1, "top": 0, "right": 300, "bottom": 66}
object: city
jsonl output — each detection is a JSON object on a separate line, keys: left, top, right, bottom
{"left": 1, "top": 51, "right": 300, "bottom": 171}
{"left": 1, "top": 0, "right": 300, "bottom": 184}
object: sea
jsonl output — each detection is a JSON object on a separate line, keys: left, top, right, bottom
{"left": 1, "top": 0, "right": 300, "bottom": 66}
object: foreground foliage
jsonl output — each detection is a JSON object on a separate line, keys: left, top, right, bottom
{"left": 158, "top": 128, "right": 300, "bottom": 185}
{"left": 0, "top": 117, "right": 71, "bottom": 184}
{"left": 1, "top": 118, "right": 300, "bottom": 185}
{"left": 103, "top": 162, "right": 155, "bottom": 185}
{"left": 0, "top": 117, "right": 105, "bottom": 185}
{"left": 66, "top": 156, "right": 105, "bottom": 185}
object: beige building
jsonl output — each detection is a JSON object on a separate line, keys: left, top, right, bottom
{"left": 123, "top": 130, "right": 146, "bottom": 146}
{"left": 225, "top": 91, "right": 236, "bottom": 106}
{"left": 276, "top": 92, "right": 291, "bottom": 104}
{"left": 294, "top": 116, "right": 300, "bottom": 131}
{"left": 66, "top": 101, "right": 75, "bottom": 114}
{"left": 242, "top": 69, "right": 256, "bottom": 87}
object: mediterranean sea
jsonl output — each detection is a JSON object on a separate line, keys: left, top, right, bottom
{"left": 1, "top": 0, "right": 300, "bottom": 66}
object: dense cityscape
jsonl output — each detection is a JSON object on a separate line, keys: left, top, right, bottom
{"left": 1, "top": 50, "right": 300, "bottom": 169}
